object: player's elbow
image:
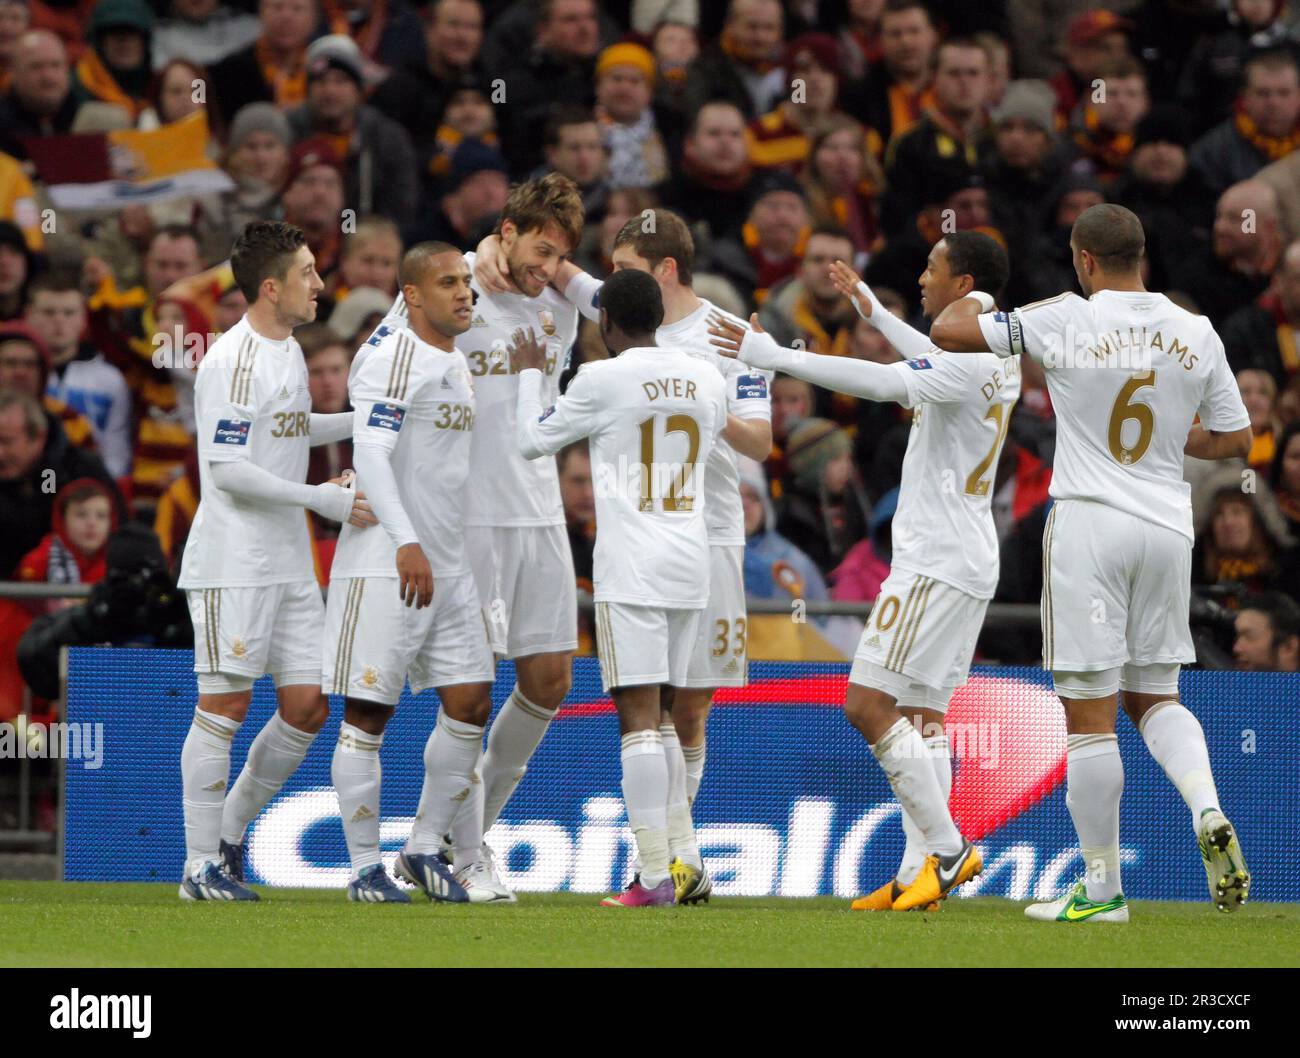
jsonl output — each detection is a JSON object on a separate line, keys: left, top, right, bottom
{"left": 1232, "top": 426, "right": 1254, "bottom": 460}
{"left": 733, "top": 420, "right": 773, "bottom": 460}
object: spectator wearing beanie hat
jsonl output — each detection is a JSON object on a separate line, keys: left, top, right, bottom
{"left": 69, "top": 0, "right": 155, "bottom": 120}
{"left": 407, "top": 137, "right": 509, "bottom": 249}
{"left": 286, "top": 34, "right": 419, "bottom": 229}
{"left": 776, "top": 416, "right": 870, "bottom": 575}
{"left": 595, "top": 41, "right": 669, "bottom": 188}
{"left": 706, "top": 170, "right": 812, "bottom": 309}
{"left": 745, "top": 33, "right": 846, "bottom": 175}
{"left": 281, "top": 137, "right": 348, "bottom": 279}
{"left": 219, "top": 102, "right": 294, "bottom": 240}
{"left": 1115, "top": 105, "right": 1216, "bottom": 290}
{"left": 981, "top": 80, "right": 1070, "bottom": 268}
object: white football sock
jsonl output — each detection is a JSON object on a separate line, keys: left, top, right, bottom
{"left": 682, "top": 739, "right": 706, "bottom": 805}
{"left": 480, "top": 685, "right": 556, "bottom": 830}
{"left": 1138, "top": 701, "right": 1221, "bottom": 825}
{"left": 621, "top": 729, "right": 670, "bottom": 887}
{"left": 661, "top": 723, "right": 701, "bottom": 870}
{"left": 407, "top": 712, "right": 484, "bottom": 855}
{"left": 871, "top": 718, "right": 963, "bottom": 858}
{"left": 331, "top": 722, "right": 384, "bottom": 878}
{"left": 1066, "top": 733, "right": 1124, "bottom": 902}
{"left": 898, "top": 734, "right": 952, "bottom": 885}
{"left": 181, "top": 708, "right": 240, "bottom": 877}
{"left": 221, "top": 711, "right": 316, "bottom": 846}
{"left": 452, "top": 750, "right": 484, "bottom": 875}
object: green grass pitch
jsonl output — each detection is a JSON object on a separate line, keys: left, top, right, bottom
{"left": 2, "top": 882, "right": 1298, "bottom": 967}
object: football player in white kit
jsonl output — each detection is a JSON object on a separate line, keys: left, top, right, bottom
{"left": 322, "top": 243, "right": 505, "bottom": 904}
{"left": 377, "top": 175, "right": 584, "bottom": 884}
{"left": 931, "top": 204, "right": 1254, "bottom": 921}
{"left": 512, "top": 268, "right": 728, "bottom": 906}
{"left": 710, "top": 232, "right": 1016, "bottom": 912}
{"left": 177, "top": 221, "right": 375, "bottom": 901}
{"left": 473, "top": 208, "right": 772, "bottom": 904}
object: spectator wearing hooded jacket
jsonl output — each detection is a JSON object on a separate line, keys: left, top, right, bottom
{"left": 777, "top": 416, "right": 870, "bottom": 575}
{"left": 0, "top": 318, "right": 95, "bottom": 453}
{"left": 1192, "top": 463, "right": 1300, "bottom": 599}
{"left": 16, "top": 476, "right": 117, "bottom": 586}
{"left": 69, "top": 0, "right": 155, "bottom": 121}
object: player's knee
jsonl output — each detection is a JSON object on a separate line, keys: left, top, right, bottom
{"left": 672, "top": 701, "right": 708, "bottom": 742}
{"left": 519, "top": 662, "right": 570, "bottom": 710}
{"left": 278, "top": 692, "right": 329, "bottom": 733}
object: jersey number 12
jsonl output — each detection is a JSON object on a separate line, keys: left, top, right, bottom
{"left": 638, "top": 414, "right": 700, "bottom": 512}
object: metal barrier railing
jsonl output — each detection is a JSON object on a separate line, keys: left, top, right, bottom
{"left": 0, "top": 581, "right": 1041, "bottom": 853}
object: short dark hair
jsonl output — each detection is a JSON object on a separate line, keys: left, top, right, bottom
{"left": 1244, "top": 48, "right": 1299, "bottom": 87}
{"left": 882, "top": 0, "right": 932, "bottom": 22}
{"left": 1071, "top": 203, "right": 1145, "bottom": 272}
{"left": 543, "top": 104, "right": 598, "bottom": 149}
{"left": 231, "top": 221, "right": 307, "bottom": 304}
{"left": 807, "top": 223, "right": 856, "bottom": 253}
{"left": 149, "top": 224, "right": 201, "bottom": 256}
{"left": 599, "top": 268, "right": 664, "bottom": 336}
{"left": 1241, "top": 591, "right": 1300, "bottom": 644}
{"left": 558, "top": 438, "right": 589, "bottom": 474}
{"left": 399, "top": 241, "right": 462, "bottom": 287}
{"left": 941, "top": 231, "right": 1009, "bottom": 298}
{"left": 613, "top": 208, "right": 695, "bottom": 287}
{"left": 295, "top": 322, "right": 346, "bottom": 361}
{"left": 26, "top": 269, "right": 83, "bottom": 302}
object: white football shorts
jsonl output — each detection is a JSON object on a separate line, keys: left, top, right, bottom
{"left": 849, "top": 568, "right": 987, "bottom": 712}
{"left": 467, "top": 524, "right": 578, "bottom": 658}
{"left": 322, "top": 571, "right": 495, "bottom": 706}
{"left": 1041, "top": 499, "right": 1195, "bottom": 674}
{"left": 188, "top": 580, "right": 324, "bottom": 688}
{"left": 593, "top": 601, "right": 702, "bottom": 693}
{"left": 684, "top": 543, "right": 748, "bottom": 688}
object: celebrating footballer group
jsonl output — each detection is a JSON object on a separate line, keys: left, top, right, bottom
{"left": 174, "top": 172, "right": 1252, "bottom": 920}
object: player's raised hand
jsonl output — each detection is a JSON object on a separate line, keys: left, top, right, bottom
{"left": 508, "top": 327, "right": 547, "bottom": 372}
{"left": 707, "top": 312, "right": 763, "bottom": 358}
{"left": 829, "top": 260, "right": 872, "bottom": 317}
{"left": 473, "top": 233, "right": 516, "bottom": 294}
{"left": 396, "top": 542, "right": 434, "bottom": 609}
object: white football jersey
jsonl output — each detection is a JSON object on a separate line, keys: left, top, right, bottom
{"left": 517, "top": 347, "right": 728, "bottom": 608}
{"left": 888, "top": 351, "right": 1021, "bottom": 600}
{"left": 330, "top": 323, "right": 476, "bottom": 579}
{"left": 179, "top": 315, "right": 314, "bottom": 588}
{"left": 979, "top": 290, "right": 1251, "bottom": 541}
{"left": 379, "top": 251, "right": 579, "bottom": 528}
{"left": 657, "top": 298, "right": 773, "bottom": 546}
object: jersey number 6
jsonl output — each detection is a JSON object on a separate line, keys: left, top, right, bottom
{"left": 1107, "top": 370, "right": 1156, "bottom": 466}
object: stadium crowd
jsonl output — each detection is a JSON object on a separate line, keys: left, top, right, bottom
{"left": 2, "top": 0, "right": 1300, "bottom": 735}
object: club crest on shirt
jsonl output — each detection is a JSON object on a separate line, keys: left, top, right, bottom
{"left": 213, "top": 418, "right": 250, "bottom": 445}
{"left": 538, "top": 308, "right": 556, "bottom": 336}
{"left": 367, "top": 403, "right": 404, "bottom": 431}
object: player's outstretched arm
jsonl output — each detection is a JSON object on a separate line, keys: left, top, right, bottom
{"left": 829, "top": 259, "right": 995, "bottom": 361}
{"left": 512, "top": 327, "right": 594, "bottom": 459}
{"left": 207, "top": 460, "right": 376, "bottom": 527}
{"left": 308, "top": 412, "right": 352, "bottom": 445}
{"left": 708, "top": 314, "right": 909, "bottom": 405}
{"left": 1185, "top": 424, "right": 1253, "bottom": 461}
